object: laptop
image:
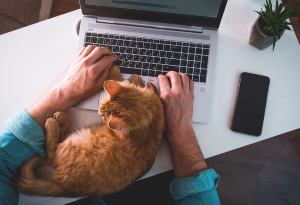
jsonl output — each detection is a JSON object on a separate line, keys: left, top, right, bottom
{"left": 74, "top": 0, "right": 228, "bottom": 123}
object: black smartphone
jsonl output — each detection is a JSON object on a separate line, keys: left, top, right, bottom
{"left": 232, "top": 72, "right": 270, "bottom": 136}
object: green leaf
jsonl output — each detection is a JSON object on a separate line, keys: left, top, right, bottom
{"left": 272, "top": 33, "right": 276, "bottom": 51}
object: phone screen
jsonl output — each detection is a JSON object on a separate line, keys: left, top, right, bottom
{"left": 232, "top": 72, "right": 270, "bottom": 136}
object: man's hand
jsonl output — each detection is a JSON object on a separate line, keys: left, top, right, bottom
{"left": 59, "top": 45, "right": 118, "bottom": 103}
{"left": 149, "top": 71, "right": 208, "bottom": 178}
{"left": 27, "top": 46, "right": 118, "bottom": 129}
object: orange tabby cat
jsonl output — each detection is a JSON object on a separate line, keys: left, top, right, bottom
{"left": 16, "top": 66, "right": 165, "bottom": 197}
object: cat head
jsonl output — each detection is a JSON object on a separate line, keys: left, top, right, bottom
{"left": 99, "top": 80, "right": 160, "bottom": 133}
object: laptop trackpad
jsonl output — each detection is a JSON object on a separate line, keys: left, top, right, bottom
{"left": 73, "top": 91, "right": 101, "bottom": 111}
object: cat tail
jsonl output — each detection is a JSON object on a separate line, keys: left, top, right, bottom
{"left": 15, "top": 155, "right": 63, "bottom": 197}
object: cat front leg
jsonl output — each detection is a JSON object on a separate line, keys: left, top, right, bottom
{"left": 53, "top": 111, "right": 70, "bottom": 142}
{"left": 129, "top": 74, "right": 144, "bottom": 87}
{"left": 107, "top": 65, "right": 122, "bottom": 82}
{"left": 45, "top": 118, "right": 60, "bottom": 162}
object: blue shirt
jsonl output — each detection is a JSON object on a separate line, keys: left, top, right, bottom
{"left": 0, "top": 110, "right": 220, "bottom": 205}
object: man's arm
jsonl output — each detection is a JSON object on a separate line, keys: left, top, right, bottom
{"left": 150, "top": 72, "right": 220, "bottom": 204}
{"left": 0, "top": 45, "right": 117, "bottom": 205}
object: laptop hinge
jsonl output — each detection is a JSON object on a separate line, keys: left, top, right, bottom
{"left": 96, "top": 17, "right": 203, "bottom": 33}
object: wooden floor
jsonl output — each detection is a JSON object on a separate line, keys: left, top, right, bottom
{"left": 50, "top": 1, "right": 300, "bottom": 204}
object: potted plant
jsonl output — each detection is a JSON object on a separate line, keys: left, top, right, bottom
{"left": 247, "top": 0, "right": 300, "bottom": 51}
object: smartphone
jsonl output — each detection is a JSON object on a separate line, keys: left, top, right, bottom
{"left": 232, "top": 72, "right": 270, "bottom": 136}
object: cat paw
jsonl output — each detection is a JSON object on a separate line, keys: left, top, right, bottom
{"left": 53, "top": 111, "right": 70, "bottom": 127}
{"left": 45, "top": 118, "right": 60, "bottom": 132}
{"left": 129, "top": 74, "right": 144, "bottom": 87}
{"left": 107, "top": 66, "right": 122, "bottom": 82}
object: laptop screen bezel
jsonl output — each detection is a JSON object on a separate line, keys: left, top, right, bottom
{"left": 79, "top": 0, "right": 228, "bottom": 29}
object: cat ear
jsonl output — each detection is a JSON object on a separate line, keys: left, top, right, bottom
{"left": 104, "top": 80, "right": 123, "bottom": 98}
{"left": 109, "top": 116, "right": 126, "bottom": 131}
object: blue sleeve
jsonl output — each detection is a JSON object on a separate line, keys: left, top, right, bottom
{"left": 169, "top": 168, "right": 220, "bottom": 205}
{"left": 0, "top": 110, "right": 46, "bottom": 205}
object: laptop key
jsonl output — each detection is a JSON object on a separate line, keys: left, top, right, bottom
{"left": 154, "top": 40, "right": 159, "bottom": 43}
{"left": 113, "top": 46, "right": 119, "bottom": 52}
{"left": 117, "top": 40, "right": 123, "bottom": 46}
{"left": 100, "top": 44, "right": 106, "bottom": 47}
{"left": 196, "top": 48, "right": 202, "bottom": 54}
{"left": 195, "top": 55, "right": 201, "bottom": 61}
{"left": 104, "top": 39, "right": 110, "bottom": 44}
{"left": 97, "top": 38, "right": 104, "bottom": 44}
{"left": 155, "top": 71, "right": 162, "bottom": 77}
{"left": 166, "top": 52, "right": 173, "bottom": 58}
{"left": 137, "top": 38, "right": 143, "bottom": 41}
{"left": 161, "top": 58, "right": 167, "bottom": 64}
{"left": 153, "top": 50, "right": 159, "bottom": 56}
{"left": 133, "top": 48, "right": 139, "bottom": 54}
{"left": 120, "top": 54, "right": 126, "bottom": 59}
{"left": 149, "top": 70, "right": 155, "bottom": 77}
{"left": 163, "top": 65, "right": 179, "bottom": 72}
{"left": 137, "top": 42, "right": 143, "bottom": 48}
{"left": 157, "top": 44, "right": 164, "bottom": 50}
{"left": 147, "top": 57, "right": 154, "bottom": 63}
{"left": 189, "top": 48, "right": 195, "bottom": 54}
{"left": 86, "top": 33, "right": 91, "bottom": 36}
{"left": 130, "top": 41, "right": 137, "bottom": 47}
{"left": 142, "top": 70, "right": 148, "bottom": 76}
{"left": 182, "top": 47, "right": 189, "bottom": 53}
{"left": 103, "top": 34, "right": 109, "bottom": 38}
{"left": 187, "top": 75, "right": 193, "bottom": 80}
{"left": 144, "top": 43, "right": 150, "bottom": 49}
{"left": 120, "top": 47, "right": 126, "bottom": 53}
{"left": 194, "top": 68, "right": 200, "bottom": 75}
{"left": 111, "top": 39, "right": 117, "bottom": 45}
{"left": 150, "top": 43, "right": 157, "bottom": 49}
{"left": 203, "top": 45, "right": 209, "bottom": 48}
{"left": 126, "top": 47, "right": 133, "bottom": 54}
{"left": 131, "top": 37, "right": 136, "bottom": 41}
{"left": 174, "top": 53, "right": 181, "bottom": 59}
{"left": 187, "top": 68, "right": 193, "bottom": 74}
{"left": 119, "top": 67, "right": 142, "bottom": 75}
{"left": 181, "top": 60, "right": 187, "bottom": 66}
{"left": 91, "top": 37, "right": 97, "bottom": 43}
{"left": 114, "top": 53, "right": 120, "bottom": 57}
{"left": 140, "top": 49, "right": 146, "bottom": 55}
{"left": 127, "top": 54, "right": 133, "bottom": 60}
{"left": 171, "top": 46, "right": 182, "bottom": 52}
{"left": 188, "top": 54, "right": 194, "bottom": 60}
{"left": 143, "top": 39, "right": 148, "bottom": 42}
{"left": 146, "top": 50, "right": 152, "bottom": 56}
{"left": 107, "top": 45, "right": 112, "bottom": 50}
{"left": 160, "top": 40, "right": 165, "bottom": 44}
{"left": 190, "top": 44, "right": 196, "bottom": 47}
{"left": 154, "top": 57, "right": 160, "bottom": 63}
{"left": 177, "top": 42, "right": 182, "bottom": 45}
{"left": 85, "top": 43, "right": 92, "bottom": 47}
{"left": 188, "top": 61, "right": 194, "bottom": 67}
{"left": 183, "top": 43, "right": 189, "bottom": 46}
{"left": 200, "top": 69, "right": 207, "bottom": 82}
{"left": 120, "top": 36, "right": 126, "bottom": 39}
{"left": 116, "top": 60, "right": 123, "bottom": 66}
{"left": 164, "top": 45, "right": 170, "bottom": 51}
{"left": 171, "top": 42, "right": 176, "bottom": 45}
{"left": 167, "top": 59, "right": 180, "bottom": 65}
{"left": 86, "top": 37, "right": 91, "bottom": 42}
{"left": 181, "top": 53, "right": 187, "bottom": 59}
{"left": 123, "top": 61, "right": 129, "bottom": 67}
{"left": 160, "top": 51, "right": 166, "bottom": 57}
{"left": 140, "top": 56, "right": 147, "bottom": 62}
{"left": 126, "top": 37, "right": 131, "bottom": 40}
{"left": 136, "top": 62, "right": 142, "bottom": 68}
{"left": 114, "top": 36, "right": 120, "bottom": 39}
{"left": 196, "top": 44, "right": 202, "bottom": 48}
{"left": 92, "top": 33, "right": 97, "bottom": 36}
{"left": 180, "top": 67, "right": 186, "bottom": 73}
{"left": 94, "top": 44, "right": 100, "bottom": 47}
{"left": 124, "top": 41, "right": 130, "bottom": 46}
{"left": 143, "top": 63, "right": 150, "bottom": 69}
{"left": 150, "top": 64, "right": 156, "bottom": 69}
{"left": 193, "top": 75, "right": 200, "bottom": 82}
{"left": 203, "top": 49, "right": 209, "bottom": 55}
{"left": 156, "top": 65, "right": 163, "bottom": 70}
{"left": 202, "top": 56, "right": 208, "bottom": 68}
{"left": 194, "top": 62, "right": 201, "bottom": 68}
{"left": 165, "top": 41, "right": 170, "bottom": 44}
{"left": 148, "top": 39, "right": 153, "bottom": 42}
{"left": 134, "top": 55, "right": 140, "bottom": 61}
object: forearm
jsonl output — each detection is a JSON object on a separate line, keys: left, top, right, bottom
{"left": 26, "top": 84, "right": 77, "bottom": 129}
{"left": 168, "top": 125, "right": 208, "bottom": 178}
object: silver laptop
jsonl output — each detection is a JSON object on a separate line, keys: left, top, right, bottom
{"left": 74, "top": 0, "right": 228, "bottom": 123}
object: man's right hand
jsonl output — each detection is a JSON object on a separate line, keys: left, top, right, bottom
{"left": 157, "top": 71, "right": 194, "bottom": 138}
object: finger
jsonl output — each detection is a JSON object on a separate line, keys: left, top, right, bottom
{"left": 95, "top": 63, "right": 112, "bottom": 89}
{"left": 78, "top": 47, "right": 85, "bottom": 56}
{"left": 147, "top": 82, "right": 158, "bottom": 95}
{"left": 81, "top": 45, "right": 96, "bottom": 57}
{"left": 93, "top": 55, "right": 119, "bottom": 77}
{"left": 166, "top": 71, "right": 182, "bottom": 91}
{"left": 179, "top": 73, "right": 190, "bottom": 91}
{"left": 189, "top": 79, "right": 194, "bottom": 92}
{"left": 87, "top": 47, "right": 112, "bottom": 63}
{"left": 158, "top": 75, "right": 170, "bottom": 96}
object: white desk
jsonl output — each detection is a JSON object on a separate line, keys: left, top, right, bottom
{"left": 0, "top": 0, "right": 299, "bottom": 204}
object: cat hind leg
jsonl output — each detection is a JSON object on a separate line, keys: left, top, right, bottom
{"left": 53, "top": 111, "right": 70, "bottom": 142}
{"left": 129, "top": 74, "right": 144, "bottom": 87}
{"left": 107, "top": 65, "right": 122, "bottom": 82}
{"left": 45, "top": 118, "right": 60, "bottom": 162}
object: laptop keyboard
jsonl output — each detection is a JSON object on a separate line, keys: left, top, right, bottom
{"left": 85, "top": 32, "right": 209, "bottom": 83}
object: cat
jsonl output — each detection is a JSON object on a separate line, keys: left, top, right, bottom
{"left": 16, "top": 66, "right": 165, "bottom": 197}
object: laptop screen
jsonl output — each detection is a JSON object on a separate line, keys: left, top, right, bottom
{"left": 81, "top": 0, "right": 228, "bottom": 28}
{"left": 85, "top": 0, "right": 222, "bottom": 18}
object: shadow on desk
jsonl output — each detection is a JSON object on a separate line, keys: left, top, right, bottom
{"left": 66, "top": 129, "right": 300, "bottom": 205}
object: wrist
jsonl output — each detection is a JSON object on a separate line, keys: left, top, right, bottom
{"left": 167, "top": 123, "right": 194, "bottom": 140}
{"left": 49, "top": 85, "right": 78, "bottom": 111}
